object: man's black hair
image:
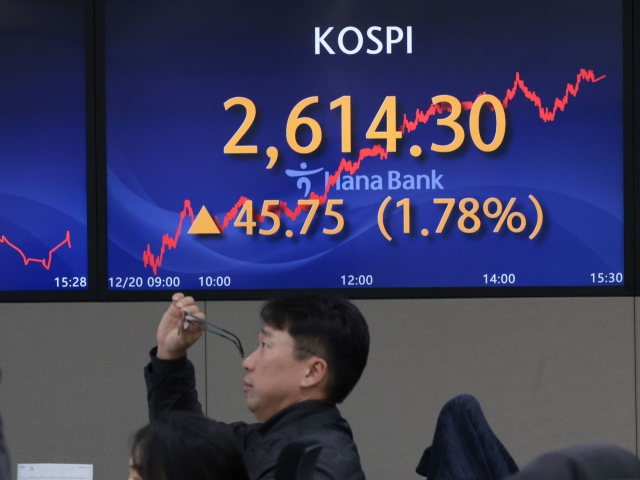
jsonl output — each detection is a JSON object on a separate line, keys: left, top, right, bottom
{"left": 131, "top": 412, "right": 249, "bottom": 480}
{"left": 261, "top": 293, "right": 370, "bottom": 404}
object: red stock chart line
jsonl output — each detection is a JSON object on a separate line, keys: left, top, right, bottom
{"left": 1, "top": 231, "right": 72, "bottom": 270}
{"left": 141, "top": 69, "right": 605, "bottom": 275}
{"left": 401, "top": 68, "right": 605, "bottom": 132}
{"left": 143, "top": 204, "right": 195, "bottom": 275}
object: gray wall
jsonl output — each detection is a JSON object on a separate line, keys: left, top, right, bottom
{"left": 0, "top": 297, "right": 636, "bottom": 479}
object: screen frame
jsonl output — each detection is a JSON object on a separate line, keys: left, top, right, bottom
{"left": 95, "top": 0, "right": 635, "bottom": 301}
{"left": 634, "top": 0, "right": 640, "bottom": 297}
{"left": 0, "top": 0, "right": 98, "bottom": 302}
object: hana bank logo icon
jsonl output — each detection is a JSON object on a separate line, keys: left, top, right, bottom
{"left": 285, "top": 162, "right": 324, "bottom": 197}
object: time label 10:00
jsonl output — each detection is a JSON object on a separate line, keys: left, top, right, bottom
{"left": 224, "top": 94, "right": 506, "bottom": 161}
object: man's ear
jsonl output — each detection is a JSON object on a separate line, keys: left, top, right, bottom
{"left": 300, "top": 357, "right": 328, "bottom": 389}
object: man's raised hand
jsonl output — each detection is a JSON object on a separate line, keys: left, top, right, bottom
{"left": 156, "top": 293, "right": 204, "bottom": 360}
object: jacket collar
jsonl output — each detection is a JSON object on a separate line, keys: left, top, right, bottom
{"left": 257, "top": 400, "right": 336, "bottom": 435}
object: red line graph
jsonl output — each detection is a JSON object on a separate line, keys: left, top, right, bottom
{"left": 142, "top": 69, "right": 605, "bottom": 274}
{"left": 143, "top": 202, "right": 195, "bottom": 274}
{"left": 1, "top": 231, "right": 72, "bottom": 270}
{"left": 401, "top": 68, "right": 605, "bottom": 132}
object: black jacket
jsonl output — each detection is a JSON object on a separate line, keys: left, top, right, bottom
{"left": 507, "top": 444, "right": 640, "bottom": 480}
{"left": 416, "top": 394, "right": 518, "bottom": 480}
{"left": 144, "top": 348, "right": 365, "bottom": 480}
{"left": 0, "top": 413, "right": 10, "bottom": 480}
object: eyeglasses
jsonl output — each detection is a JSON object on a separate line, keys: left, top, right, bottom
{"left": 178, "top": 311, "right": 245, "bottom": 358}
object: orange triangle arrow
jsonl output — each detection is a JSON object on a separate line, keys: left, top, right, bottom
{"left": 188, "top": 206, "right": 221, "bottom": 235}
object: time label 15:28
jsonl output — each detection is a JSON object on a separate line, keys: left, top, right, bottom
{"left": 55, "top": 277, "right": 87, "bottom": 288}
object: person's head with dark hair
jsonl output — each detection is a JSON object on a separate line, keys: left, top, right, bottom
{"left": 241, "top": 293, "right": 369, "bottom": 422}
{"left": 128, "top": 412, "right": 249, "bottom": 480}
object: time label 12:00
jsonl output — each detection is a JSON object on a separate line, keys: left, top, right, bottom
{"left": 341, "top": 275, "right": 373, "bottom": 286}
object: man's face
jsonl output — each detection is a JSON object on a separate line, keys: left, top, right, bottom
{"left": 241, "top": 325, "right": 310, "bottom": 422}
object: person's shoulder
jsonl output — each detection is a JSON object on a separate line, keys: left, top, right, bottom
{"left": 244, "top": 404, "right": 365, "bottom": 480}
{"left": 313, "top": 436, "right": 364, "bottom": 480}
{"left": 298, "top": 405, "right": 364, "bottom": 478}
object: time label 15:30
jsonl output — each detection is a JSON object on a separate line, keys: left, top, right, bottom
{"left": 590, "top": 272, "right": 623, "bottom": 284}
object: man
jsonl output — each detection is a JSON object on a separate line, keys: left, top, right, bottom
{"left": 0, "top": 412, "right": 8, "bottom": 480}
{"left": 144, "top": 292, "right": 369, "bottom": 480}
{"left": 0, "top": 371, "right": 10, "bottom": 480}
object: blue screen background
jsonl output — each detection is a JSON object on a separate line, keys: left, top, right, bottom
{"left": 105, "top": 0, "right": 624, "bottom": 290}
{"left": 0, "top": 0, "right": 88, "bottom": 291}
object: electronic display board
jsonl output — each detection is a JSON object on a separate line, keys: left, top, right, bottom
{"left": 0, "top": 0, "right": 94, "bottom": 299}
{"left": 102, "top": 0, "right": 632, "bottom": 298}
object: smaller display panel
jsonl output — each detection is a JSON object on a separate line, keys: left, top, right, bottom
{"left": 103, "top": 0, "right": 631, "bottom": 298}
{"left": 0, "top": 0, "right": 91, "bottom": 296}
